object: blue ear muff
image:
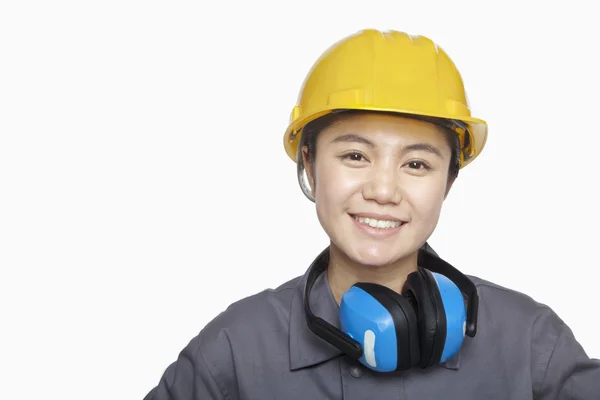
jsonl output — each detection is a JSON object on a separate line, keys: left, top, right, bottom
{"left": 430, "top": 271, "right": 467, "bottom": 363}
{"left": 339, "top": 286, "right": 398, "bottom": 372}
{"left": 303, "top": 245, "right": 478, "bottom": 374}
{"left": 403, "top": 268, "right": 467, "bottom": 367}
{"left": 339, "top": 283, "right": 420, "bottom": 372}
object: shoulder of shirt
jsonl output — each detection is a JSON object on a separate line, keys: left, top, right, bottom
{"left": 466, "top": 275, "right": 586, "bottom": 390}
{"left": 468, "top": 274, "right": 544, "bottom": 308}
{"left": 467, "top": 274, "right": 564, "bottom": 327}
{"left": 181, "top": 274, "right": 303, "bottom": 387}
{"left": 194, "top": 274, "right": 302, "bottom": 347}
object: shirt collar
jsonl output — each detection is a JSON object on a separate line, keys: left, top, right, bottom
{"left": 288, "top": 246, "right": 463, "bottom": 371}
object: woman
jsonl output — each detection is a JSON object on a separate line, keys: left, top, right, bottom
{"left": 144, "top": 29, "right": 599, "bottom": 399}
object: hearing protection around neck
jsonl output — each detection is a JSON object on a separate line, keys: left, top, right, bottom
{"left": 303, "top": 245, "right": 478, "bottom": 372}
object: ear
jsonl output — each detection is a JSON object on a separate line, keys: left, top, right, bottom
{"left": 301, "top": 145, "right": 316, "bottom": 196}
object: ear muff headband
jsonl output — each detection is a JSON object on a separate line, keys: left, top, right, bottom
{"left": 303, "top": 247, "right": 363, "bottom": 359}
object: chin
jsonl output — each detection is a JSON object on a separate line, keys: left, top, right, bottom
{"left": 348, "top": 245, "right": 407, "bottom": 268}
{"left": 351, "top": 232, "right": 429, "bottom": 266}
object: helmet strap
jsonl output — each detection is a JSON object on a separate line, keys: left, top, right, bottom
{"left": 296, "top": 130, "right": 316, "bottom": 202}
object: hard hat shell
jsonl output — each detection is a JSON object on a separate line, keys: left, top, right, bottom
{"left": 283, "top": 29, "right": 488, "bottom": 168}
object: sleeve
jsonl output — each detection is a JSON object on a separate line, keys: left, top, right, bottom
{"left": 143, "top": 332, "right": 236, "bottom": 400}
{"left": 531, "top": 307, "right": 600, "bottom": 399}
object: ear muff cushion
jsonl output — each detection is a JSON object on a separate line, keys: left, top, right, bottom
{"left": 383, "top": 289, "right": 421, "bottom": 370}
{"left": 353, "top": 282, "right": 420, "bottom": 371}
{"left": 402, "top": 268, "right": 447, "bottom": 368}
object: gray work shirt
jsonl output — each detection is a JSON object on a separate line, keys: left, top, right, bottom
{"left": 144, "top": 256, "right": 600, "bottom": 399}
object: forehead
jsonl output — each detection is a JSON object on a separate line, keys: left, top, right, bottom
{"left": 318, "top": 112, "right": 450, "bottom": 148}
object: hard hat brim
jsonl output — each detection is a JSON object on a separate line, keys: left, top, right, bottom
{"left": 283, "top": 107, "right": 488, "bottom": 168}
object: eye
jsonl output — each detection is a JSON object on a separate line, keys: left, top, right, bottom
{"left": 340, "top": 152, "right": 367, "bottom": 163}
{"left": 406, "top": 161, "right": 431, "bottom": 170}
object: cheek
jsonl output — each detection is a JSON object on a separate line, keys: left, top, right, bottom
{"left": 314, "top": 162, "right": 364, "bottom": 207}
{"left": 314, "top": 163, "right": 366, "bottom": 236}
{"left": 404, "top": 179, "right": 448, "bottom": 221}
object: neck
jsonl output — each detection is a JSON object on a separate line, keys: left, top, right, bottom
{"left": 326, "top": 243, "right": 419, "bottom": 304}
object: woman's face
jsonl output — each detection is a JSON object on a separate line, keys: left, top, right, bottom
{"left": 304, "top": 112, "right": 454, "bottom": 268}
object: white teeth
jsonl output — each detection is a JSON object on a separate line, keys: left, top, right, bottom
{"left": 353, "top": 216, "right": 402, "bottom": 229}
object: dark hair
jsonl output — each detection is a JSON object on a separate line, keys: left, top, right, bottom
{"left": 301, "top": 110, "right": 461, "bottom": 183}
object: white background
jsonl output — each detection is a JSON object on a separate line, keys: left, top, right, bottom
{"left": 1, "top": 1, "right": 599, "bottom": 399}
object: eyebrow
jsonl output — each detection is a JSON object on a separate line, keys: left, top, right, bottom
{"left": 331, "top": 134, "right": 443, "bottom": 158}
{"left": 331, "top": 134, "right": 375, "bottom": 147}
{"left": 403, "top": 143, "right": 443, "bottom": 158}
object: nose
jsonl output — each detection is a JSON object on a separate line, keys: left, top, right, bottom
{"left": 362, "top": 163, "right": 402, "bottom": 204}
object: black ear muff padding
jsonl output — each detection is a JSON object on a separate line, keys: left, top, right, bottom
{"left": 354, "top": 282, "right": 420, "bottom": 371}
{"left": 402, "top": 268, "right": 447, "bottom": 368}
{"left": 384, "top": 289, "right": 421, "bottom": 370}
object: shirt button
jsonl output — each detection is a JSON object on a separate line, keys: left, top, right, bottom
{"left": 350, "top": 366, "right": 363, "bottom": 378}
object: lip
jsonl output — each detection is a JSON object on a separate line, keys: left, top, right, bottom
{"left": 349, "top": 213, "right": 406, "bottom": 239}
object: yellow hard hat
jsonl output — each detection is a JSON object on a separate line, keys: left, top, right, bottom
{"left": 283, "top": 29, "right": 488, "bottom": 168}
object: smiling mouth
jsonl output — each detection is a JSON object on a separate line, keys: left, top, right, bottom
{"left": 350, "top": 215, "right": 405, "bottom": 229}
